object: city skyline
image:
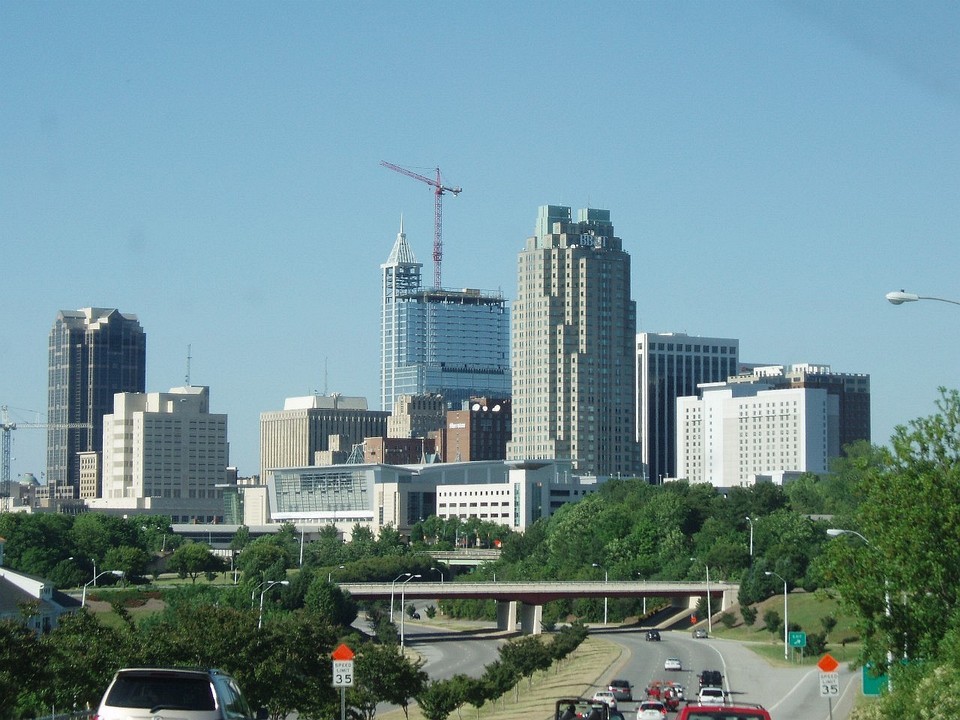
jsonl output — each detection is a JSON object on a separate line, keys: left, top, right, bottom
{"left": 3, "top": 2, "right": 958, "bottom": 479}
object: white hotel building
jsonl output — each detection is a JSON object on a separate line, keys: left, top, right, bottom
{"left": 676, "top": 380, "right": 839, "bottom": 488}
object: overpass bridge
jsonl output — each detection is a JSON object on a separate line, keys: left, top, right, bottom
{"left": 338, "top": 580, "right": 738, "bottom": 635}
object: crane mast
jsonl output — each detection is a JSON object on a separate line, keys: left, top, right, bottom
{"left": 381, "top": 161, "right": 462, "bottom": 288}
{"left": 0, "top": 405, "right": 90, "bottom": 498}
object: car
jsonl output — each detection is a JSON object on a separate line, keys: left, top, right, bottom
{"left": 591, "top": 691, "right": 618, "bottom": 709}
{"left": 412, "top": 611, "right": 421, "bottom": 619}
{"left": 607, "top": 679, "right": 633, "bottom": 701}
{"left": 697, "top": 687, "right": 725, "bottom": 704}
{"left": 692, "top": 628, "right": 708, "bottom": 638}
{"left": 663, "top": 657, "right": 682, "bottom": 672}
{"left": 698, "top": 669, "right": 723, "bottom": 688}
{"left": 556, "top": 698, "right": 610, "bottom": 720}
{"left": 636, "top": 700, "right": 667, "bottom": 720}
{"left": 645, "top": 629, "right": 661, "bottom": 641}
{"left": 675, "top": 702, "right": 772, "bottom": 720}
{"left": 95, "top": 668, "right": 263, "bottom": 720}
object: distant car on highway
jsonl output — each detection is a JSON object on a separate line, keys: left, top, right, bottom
{"left": 608, "top": 679, "right": 633, "bottom": 701}
{"left": 663, "top": 657, "right": 682, "bottom": 672}
{"left": 645, "top": 629, "right": 661, "bottom": 641}
{"left": 591, "top": 691, "right": 618, "bottom": 709}
{"left": 697, "top": 687, "right": 725, "bottom": 704}
{"left": 636, "top": 700, "right": 667, "bottom": 720}
{"left": 692, "top": 628, "right": 708, "bottom": 638}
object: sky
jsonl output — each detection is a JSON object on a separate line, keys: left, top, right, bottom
{"left": 2, "top": 1, "right": 958, "bottom": 480}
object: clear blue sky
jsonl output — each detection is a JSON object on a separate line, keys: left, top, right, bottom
{"left": 2, "top": 1, "right": 958, "bottom": 479}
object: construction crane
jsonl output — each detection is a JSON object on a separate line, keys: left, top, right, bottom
{"left": 0, "top": 405, "right": 89, "bottom": 497}
{"left": 381, "top": 161, "right": 462, "bottom": 288}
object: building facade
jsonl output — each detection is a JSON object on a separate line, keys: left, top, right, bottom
{"left": 507, "top": 206, "right": 639, "bottom": 477}
{"left": 676, "top": 381, "right": 840, "bottom": 487}
{"left": 89, "top": 386, "right": 228, "bottom": 523}
{"left": 438, "top": 397, "right": 512, "bottom": 462}
{"left": 380, "top": 220, "right": 511, "bottom": 414}
{"left": 47, "top": 308, "right": 146, "bottom": 498}
{"left": 259, "top": 395, "right": 389, "bottom": 480}
{"left": 636, "top": 332, "right": 740, "bottom": 483}
{"left": 388, "top": 393, "right": 445, "bottom": 438}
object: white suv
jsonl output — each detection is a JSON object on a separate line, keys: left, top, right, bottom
{"left": 95, "top": 668, "right": 261, "bottom": 720}
{"left": 697, "top": 686, "right": 725, "bottom": 704}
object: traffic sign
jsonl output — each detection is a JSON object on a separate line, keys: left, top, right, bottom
{"left": 332, "top": 659, "right": 354, "bottom": 687}
{"left": 862, "top": 663, "right": 887, "bottom": 696}
{"left": 817, "top": 653, "right": 839, "bottom": 672}
{"left": 788, "top": 631, "right": 806, "bottom": 648}
{"left": 332, "top": 643, "right": 355, "bottom": 660}
{"left": 819, "top": 671, "right": 839, "bottom": 697}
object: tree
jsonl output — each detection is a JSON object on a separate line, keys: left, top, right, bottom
{"left": 103, "top": 545, "right": 150, "bottom": 583}
{"left": 417, "top": 677, "right": 465, "bottom": 720}
{"left": 303, "top": 577, "right": 358, "bottom": 627}
{"left": 168, "top": 543, "right": 224, "bottom": 583}
{"left": 740, "top": 605, "right": 758, "bottom": 627}
{"left": 352, "top": 643, "right": 426, "bottom": 720}
{"left": 0, "top": 619, "right": 46, "bottom": 720}
{"left": 762, "top": 609, "right": 781, "bottom": 634}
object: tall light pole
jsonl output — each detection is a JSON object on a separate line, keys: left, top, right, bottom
{"left": 592, "top": 563, "right": 608, "bottom": 625}
{"left": 328, "top": 565, "right": 345, "bottom": 583}
{"left": 886, "top": 290, "right": 960, "bottom": 307}
{"left": 690, "top": 557, "right": 712, "bottom": 633}
{"left": 431, "top": 566, "right": 444, "bottom": 584}
{"left": 400, "top": 573, "right": 421, "bottom": 648}
{"left": 827, "top": 528, "right": 894, "bottom": 691}
{"left": 258, "top": 580, "right": 289, "bottom": 630}
{"left": 82, "top": 570, "right": 123, "bottom": 607}
{"left": 299, "top": 526, "right": 306, "bottom": 567}
{"left": 745, "top": 516, "right": 754, "bottom": 558}
{"left": 765, "top": 570, "right": 789, "bottom": 660}
{"left": 91, "top": 558, "right": 97, "bottom": 586}
{"left": 390, "top": 572, "right": 411, "bottom": 623}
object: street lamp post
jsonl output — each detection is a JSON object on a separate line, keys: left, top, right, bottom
{"left": 690, "top": 558, "right": 712, "bottom": 633}
{"left": 82, "top": 570, "right": 124, "bottom": 607}
{"left": 328, "top": 565, "right": 345, "bottom": 583}
{"left": 431, "top": 566, "right": 444, "bottom": 584}
{"left": 765, "top": 570, "right": 789, "bottom": 660}
{"left": 390, "top": 572, "right": 411, "bottom": 623}
{"left": 592, "top": 563, "right": 608, "bottom": 625}
{"left": 745, "top": 516, "right": 754, "bottom": 558}
{"left": 91, "top": 558, "right": 97, "bottom": 587}
{"left": 258, "top": 580, "right": 289, "bottom": 630}
{"left": 827, "top": 528, "right": 894, "bottom": 691}
{"left": 886, "top": 290, "right": 960, "bottom": 307}
{"left": 400, "top": 573, "right": 421, "bottom": 648}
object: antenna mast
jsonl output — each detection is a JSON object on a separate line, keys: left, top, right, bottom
{"left": 185, "top": 345, "right": 192, "bottom": 386}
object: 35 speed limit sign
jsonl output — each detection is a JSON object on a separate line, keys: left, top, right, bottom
{"left": 333, "top": 660, "right": 354, "bottom": 687}
{"left": 819, "top": 671, "right": 839, "bottom": 697}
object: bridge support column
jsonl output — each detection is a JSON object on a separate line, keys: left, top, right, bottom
{"left": 518, "top": 602, "right": 543, "bottom": 635}
{"left": 496, "top": 600, "right": 517, "bottom": 632}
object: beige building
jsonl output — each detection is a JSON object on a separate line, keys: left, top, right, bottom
{"left": 388, "top": 393, "right": 445, "bottom": 438}
{"left": 507, "top": 206, "right": 639, "bottom": 477}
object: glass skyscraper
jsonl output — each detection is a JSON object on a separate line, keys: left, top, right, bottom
{"left": 47, "top": 308, "right": 146, "bottom": 498}
{"left": 380, "top": 220, "right": 510, "bottom": 413}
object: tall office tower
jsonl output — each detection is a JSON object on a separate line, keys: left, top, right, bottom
{"left": 380, "top": 220, "right": 511, "bottom": 414}
{"left": 96, "top": 386, "right": 228, "bottom": 522}
{"left": 47, "top": 308, "right": 146, "bottom": 498}
{"left": 388, "top": 393, "right": 445, "bottom": 439}
{"left": 507, "top": 206, "right": 639, "bottom": 477}
{"left": 636, "top": 332, "right": 740, "bottom": 483}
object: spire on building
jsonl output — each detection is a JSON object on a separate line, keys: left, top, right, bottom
{"left": 386, "top": 215, "right": 418, "bottom": 266}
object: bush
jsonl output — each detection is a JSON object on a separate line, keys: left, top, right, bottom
{"left": 763, "top": 609, "right": 781, "bottom": 634}
{"left": 719, "top": 612, "right": 736, "bottom": 629}
{"left": 741, "top": 605, "right": 757, "bottom": 626}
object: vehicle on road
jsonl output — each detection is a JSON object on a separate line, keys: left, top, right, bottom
{"left": 675, "top": 702, "right": 772, "bottom": 720}
{"left": 645, "top": 629, "right": 661, "bottom": 641}
{"left": 636, "top": 700, "right": 667, "bottom": 720}
{"left": 608, "top": 679, "right": 633, "bottom": 701}
{"left": 664, "top": 657, "right": 682, "bottom": 671}
{"left": 95, "top": 668, "right": 262, "bottom": 720}
{"left": 692, "top": 628, "right": 708, "bottom": 638}
{"left": 556, "top": 697, "right": 610, "bottom": 720}
{"left": 592, "top": 691, "right": 618, "bottom": 709}
{"left": 644, "top": 681, "right": 681, "bottom": 711}
{"left": 698, "top": 669, "right": 723, "bottom": 688}
{"left": 697, "top": 687, "right": 725, "bottom": 704}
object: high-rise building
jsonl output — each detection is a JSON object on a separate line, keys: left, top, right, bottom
{"left": 636, "top": 332, "right": 740, "bottom": 482}
{"left": 47, "top": 308, "right": 146, "bottom": 498}
{"left": 91, "top": 386, "right": 228, "bottom": 522}
{"left": 380, "top": 220, "right": 511, "bottom": 414}
{"left": 438, "top": 396, "right": 512, "bottom": 463}
{"left": 507, "top": 206, "right": 639, "bottom": 477}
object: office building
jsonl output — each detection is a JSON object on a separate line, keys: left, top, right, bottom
{"left": 437, "top": 397, "right": 512, "bottom": 462}
{"left": 47, "top": 308, "right": 146, "bottom": 498}
{"left": 636, "top": 332, "right": 740, "bottom": 483}
{"left": 388, "top": 393, "right": 445, "bottom": 438}
{"left": 676, "top": 380, "right": 839, "bottom": 487}
{"left": 259, "top": 394, "right": 389, "bottom": 480}
{"left": 507, "top": 206, "right": 639, "bottom": 477}
{"left": 380, "top": 220, "right": 511, "bottom": 413}
{"left": 89, "top": 386, "right": 228, "bottom": 522}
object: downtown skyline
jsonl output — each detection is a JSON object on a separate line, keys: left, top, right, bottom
{"left": 3, "top": 2, "right": 958, "bottom": 478}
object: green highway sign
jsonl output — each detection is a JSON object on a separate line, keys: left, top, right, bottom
{"left": 788, "top": 631, "right": 807, "bottom": 648}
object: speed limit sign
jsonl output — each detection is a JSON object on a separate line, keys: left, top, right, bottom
{"left": 333, "top": 659, "right": 354, "bottom": 687}
{"left": 819, "top": 671, "right": 839, "bottom": 697}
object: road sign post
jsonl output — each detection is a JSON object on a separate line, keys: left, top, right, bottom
{"left": 818, "top": 653, "right": 840, "bottom": 720}
{"left": 332, "top": 644, "right": 355, "bottom": 720}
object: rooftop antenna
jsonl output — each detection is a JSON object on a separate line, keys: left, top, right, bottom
{"left": 185, "top": 345, "right": 192, "bottom": 386}
{"left": 324, "top": 357, "right": 328, "bottom": 396}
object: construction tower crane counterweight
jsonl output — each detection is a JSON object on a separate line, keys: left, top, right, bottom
{"left": 381, "top": 161, "right": 462, "bottom": 289}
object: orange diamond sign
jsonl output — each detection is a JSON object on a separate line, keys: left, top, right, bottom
{"left": 818, "top": 654, "right": 839, "bottom": 672}
{"left": 332, "top": 643, "right": 355, "bottom": 660}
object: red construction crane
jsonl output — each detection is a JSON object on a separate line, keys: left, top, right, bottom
{"left": 381, "top": 161, "right": 462, "bottom": 288}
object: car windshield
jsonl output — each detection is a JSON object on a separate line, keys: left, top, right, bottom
{"left": 106, "top": 675, "right": 216, "bottom": 710}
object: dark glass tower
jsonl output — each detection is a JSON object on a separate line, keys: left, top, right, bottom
{"left": 47, "top": 308, "right": 146, "bottom": 498}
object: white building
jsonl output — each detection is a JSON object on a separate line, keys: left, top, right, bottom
{"left": 88, "top": 386, "right": 229, "bottom": 522}
{"left": 676, "top": 381, "right": 839, "bottom": 488}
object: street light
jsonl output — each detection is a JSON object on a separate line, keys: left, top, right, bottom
{"left": 690, "top": 558, "right": 712, "bottom": 633}
{"left": 400, "top": 573, "right": 421, "bottom": 648}
{"left": 886, "top": 290, "right": 960, "bottom": 307}
{"left": 431, "top": 566, "right": 444, "bottom": 584}
{"left": 765, "top": 570, "right": 789, "bottom": 660}
{"left": 592, "top": 563, "right": 608, "bottom": 625}
{"left": 91, "top": 558, "right": 97, "bottom": 587}
{"left": 390, "top": 572, "right": 412, "bottom": 623}
{"left": 328, "top": 565, "right": 345, "bottom": 583}
{"left": 82, "top": 570, "right": 124, "bottom": 607}
{"left": 258, "top": 580, "right": 289, "bottom": 630}
{"left": 827, "top": 528, "right": 894, "bottom": 690}
{"left": 745, "top": 516, "right": 754, "bottom": 558}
